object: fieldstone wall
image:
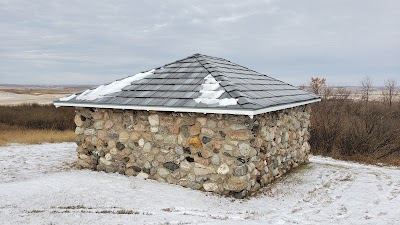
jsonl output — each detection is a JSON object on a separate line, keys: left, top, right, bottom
{"left": 74, "top": 105, "right": 311, "bottom": 198}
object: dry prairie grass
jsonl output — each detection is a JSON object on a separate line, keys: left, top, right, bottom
{"left": 0, "top": 104, "right": 75, "bottom": 145}
{"left": 0, "top": 129, "right": 75, "bottom": 146}
{"left": 0, "top": 87, "right": 87, "bottom": 95}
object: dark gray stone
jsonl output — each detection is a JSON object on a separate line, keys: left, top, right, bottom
{"left": 108, "top": 130, "right": 119, "bottom": 139}
{"left": 118, "top": 163, "right": 126, "bottom": 174}
{"left": 143, "top": 168, "right": 150, "bottom": 174}
{"left": 163, "top": 162, "right": 180, "bottom": 171}
{"left": 202, "top": 136, "right": 212, "bottom": 144}
{"left": 223, "top": 152, "right": 232, "bottom": 157}
{"left": 233, "top": 165, "right": 248, "bottom": 176}
{"left": 131, "top": 166, "right": 142, "bottom": 172}
{"left": 183, "top": 147, "right": 191, "bottom": 154}
{"left": 232, "top": 190, "right": 247, "bottom": 199}
{"left": 236, "top": 157, "right": 246, "bottom": 166}
{"left": 116, "top": 142, "right": 125, "bottom": 150}
{"left": 185, "top": 156, "right": 194, "bottom": 162}
{"left": 181, "top": 126, "right": 190, "bottom": 137}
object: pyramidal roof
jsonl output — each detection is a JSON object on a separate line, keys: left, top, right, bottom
{"left": 54, "top": 53, "right": 320, "bottom": 116}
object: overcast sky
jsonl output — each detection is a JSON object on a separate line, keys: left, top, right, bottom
{"left": 0, "top": 0, "right": 399, "bottom": 86}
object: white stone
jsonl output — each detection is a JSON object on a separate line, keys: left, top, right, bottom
{"left": 100, "top": 157, "right": 112, "bottom": 166}
{"left": 148, "top": 114, "right": 159, "bottom": 126}
{"left": 78, "top": 154, "right": 87, "bottom": 160}
{"left": 224, "top": 144, "right": 233, "bottom": 151}
{"left": 105, "top": 153, "right": 112, "bottom": 161}
{"left": 217, "top": 163, "right": 229, "bottom": 175}
{"left": 138, "top": 138, "right": 145, "bottom": 147}
{"left": 75, "top": 127, "right": 84, "bottom": 135}
{"left": 196, "top": 117, "right": 207, "bottom": 126}
{"left": 194, "top": 163, "right": 215, "bottom": 176}
{"left": 203, "top": 183, "right": 219, "bottom": 192}
{"left": 137, "top": 172, "right": 149, "bottom": 179}
{"left": 177, "top": 133, "right": 184, "bottom": 145}
{"left": 180, "top": 160, "right": 192, "bottom": 171}
{"left": 158, "top": 168, "right": 170, "bottom": 178}
{"left": 110, "top": 147, "right": 118, "bottom": 155}
{"left": 273, "top": 168, "right": 280, "bottom": 176}
{"left": 150, "top": 126, "right": 158, "bottom": 133}
{"left": 143, "top": 142, "right": 152, "bottom": 152}
{"left": 238, "top": 143, "right": 251, "bottom": 157}
{"left": 230, "top": 124, "right": 248, "bottom": 130}
{"left": 175, "top": 145, "right": 184, "bottom": 155}
{"left": 119, "top": 131, "right": 130, "bottom": 142}
{"left": 84, "top": 129, "right": 96, "bottom": 136}
{"left": 154, "top": 134, "right": 164, "bottom": 141}
{"left": 211, "top": 154, "right": 220, "bottom": 165}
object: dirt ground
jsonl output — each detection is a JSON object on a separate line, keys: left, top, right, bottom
{"left": 0, "top": 86, "right": 89, "bottom": 105}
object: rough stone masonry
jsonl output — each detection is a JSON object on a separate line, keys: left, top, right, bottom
{"left": 75, "top": 105, "right": 311, "bottom": 198}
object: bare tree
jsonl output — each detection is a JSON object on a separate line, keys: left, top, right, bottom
{"left": 310, "top": 77, "right": 326, "bottom": 96}
{"left": 382, "top": 79, "right": 397, "bottom": 107}
{"left": 360, "top": 76, "right": 373, "bottom": 103}
{"left": 334, "top": 87, "right": 352, "bottom": 100}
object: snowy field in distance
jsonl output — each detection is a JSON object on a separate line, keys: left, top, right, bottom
{"left": 0, "top": 143, "right": 399, "bottom": 225}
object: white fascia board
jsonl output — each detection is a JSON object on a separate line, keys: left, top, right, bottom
{"left": 53, "top": 98, "right": 320, "bottom": 117}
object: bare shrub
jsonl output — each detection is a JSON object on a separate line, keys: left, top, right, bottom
{"left": 0, "top": 104, "right": 75, "bottom": 130}
{"left": 382, "top": 79, "right": 397, "bottom": 107}
{"left": 360, "top": 76, "right": 373, "bottom": 103}
{"left": 310, "top": 77, "right": 400, "bottom": 166}
{"left": 310, "top": 99, "right": 400, "bottom": 166}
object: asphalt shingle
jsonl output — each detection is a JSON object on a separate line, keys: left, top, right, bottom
{"left": 55, "top": 53, "right": 320, "bottom": 113}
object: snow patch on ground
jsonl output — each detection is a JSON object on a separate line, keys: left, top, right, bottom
{"left": 75, "top": 69, "right": 155, "bottom": 101}
{"left": 0, "top": 144, "right": 399, "bottom": 225}
{"left": 194, "top": 74, "right": 238, "bottom": 106}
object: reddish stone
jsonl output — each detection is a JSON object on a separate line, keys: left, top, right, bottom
{"left": 189, "top": 125, "right": 201, "bottom": 136}
{"left": 229, "top": 130, "right": 251, "bottom": 140}
{"left": 130, "top": 131, "right": 141, "bottom": 141}
{"left": 201, "top": 149, "right": 212, "bottom": 159}
{"left": 104, "top": 120, "right": 114, "bottom": 129}
{"left": 133, "top": 123, "right": 145, "bottom": 131}
{"left": 168, "top": 125, "right": 180, "bottom": 134}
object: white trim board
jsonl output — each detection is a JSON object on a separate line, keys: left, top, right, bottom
{"left": 54, "top": 99, "right": 321, "bottom": 117}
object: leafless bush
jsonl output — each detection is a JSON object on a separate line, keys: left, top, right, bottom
{"left": 0, "top": 104, "right": 75, "bottom": 130}
{"left": 382, "top": 79, "right": 397, "bottom": 107}
{"left": 310, "top": 99, "right": 400, "bottom": 166}
{"left": 360, "top": 76, "right": 373, "bottom": 103}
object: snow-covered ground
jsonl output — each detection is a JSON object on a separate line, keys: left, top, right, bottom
{"left": 0, "top": 143, "right": 399, "bottom": 225}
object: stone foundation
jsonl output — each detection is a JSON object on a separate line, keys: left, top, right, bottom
{"left": 74, "top": 106, "right": 311, "bottom": 198}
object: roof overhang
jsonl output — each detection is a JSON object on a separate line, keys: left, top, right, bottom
{"left": 54, "top": 98, "right": 320, "bottom": 117}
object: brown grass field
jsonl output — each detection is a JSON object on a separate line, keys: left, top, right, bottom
{"left": 0, "top": 126, "right": 75, "bottom": 146}
{"left": 0, "top": 86, "right": 81, "bottom": 145}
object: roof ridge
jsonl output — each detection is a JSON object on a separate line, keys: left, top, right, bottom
{"left": 194, "top": 55, "right": 255, "bottom": 107}
{"left": 192, "top": 55, "right": 242, "bottom": 106}
{"left": 162, "top": 54, "right": 199, "bottom": 68}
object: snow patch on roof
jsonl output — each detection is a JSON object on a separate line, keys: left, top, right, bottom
{"left": 59, "top": 94, "right": 77, "bottom": 101}
{"left": 194, "top": 74, "right": 238, "bottom": 106}
{"left": 76, "top": 69, "right": 155, "bottom": 101}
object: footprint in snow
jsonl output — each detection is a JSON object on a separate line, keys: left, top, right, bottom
{"left": 387, "top": 188, "right": 399, "bottom": 201}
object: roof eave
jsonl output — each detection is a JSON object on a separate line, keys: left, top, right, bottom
{"left": 53, "top": 98, "right": 321, "bottom": 117}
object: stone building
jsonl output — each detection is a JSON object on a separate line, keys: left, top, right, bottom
{"left": 54, "top": 54, "right": 320, "bottom": 198}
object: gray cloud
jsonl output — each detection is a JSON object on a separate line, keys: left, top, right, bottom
{"left": 0, "top": 0, "right": 399, "bottom": 86}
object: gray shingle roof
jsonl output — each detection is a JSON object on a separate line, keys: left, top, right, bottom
{"left": 54, "top": 53, "right": 320, "bottom": 116}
